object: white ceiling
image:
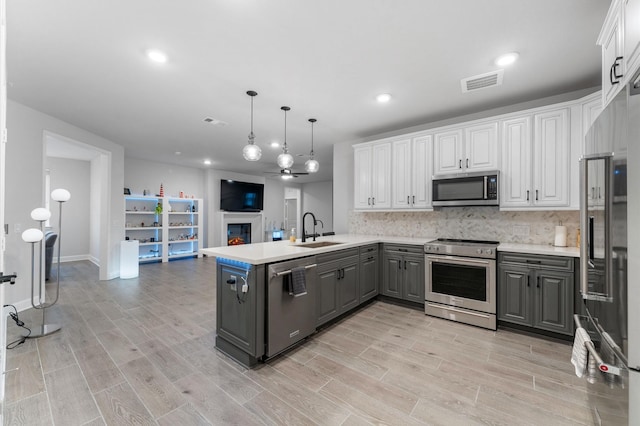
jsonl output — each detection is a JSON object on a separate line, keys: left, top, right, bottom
{"left": 7, "top": 0, "right": 610, "bottom": 183}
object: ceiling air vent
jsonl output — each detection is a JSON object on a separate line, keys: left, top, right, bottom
{"left": 203, "top": 117, "right": 228, "bottom": 127}
{"left": 461, "top": 69, "right": 504, "bottom": 93}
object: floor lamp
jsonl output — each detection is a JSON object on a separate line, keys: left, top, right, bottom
{"left": 24, "top": 188, "right": 70, "bottom": 338}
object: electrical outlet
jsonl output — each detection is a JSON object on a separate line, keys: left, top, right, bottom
{"left": 512, "top": 224, "right": 530, "bottom": 237}
{"left": 13, "top": 223, "right": 21, "bottom": 233}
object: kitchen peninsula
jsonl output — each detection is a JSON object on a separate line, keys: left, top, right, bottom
{"left": 201, "top": 235, "right": 578, "bottom": 368}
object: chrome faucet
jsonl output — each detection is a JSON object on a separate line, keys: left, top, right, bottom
{"left": 302, "top": 211, "right": 317, "bottom": 242}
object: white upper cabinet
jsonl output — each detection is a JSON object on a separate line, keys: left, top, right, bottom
{"left": 500, "top": 116, "right": 532, "bottom": 208}
{"left": 434, "top": 122, "right": 498, "bottom": 175}
{"left": 533, "top": 109, "right": 570, "bottom": 207}
{"left": 392, "top": 135, "right": 433, "bottom": 209}
{"left": 625, "top": 0, "right": 640, "bottom": 77}
{"left": 465, "top": 122, "right": 499, "bottom": 171}
{"left": 598, "top": 0, "right": 640, "bottom": 108}
{"left": 353, "top": 142, "right": 391, "bottom": 209}
{"left": 600, "top": 0, "right": 624, "bottom": 108}
{"left": 501, "top": 108, "right": 570, "bottom": 209}
{"left": 433, "top": 129, "right": 463, "bottom": 174}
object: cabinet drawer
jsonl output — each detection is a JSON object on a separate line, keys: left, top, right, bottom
{"left": 383, "top": 243, "right": 423, "bottom": 255}
{"left": 317, "top": 248, "right": 359, "bottom": 264}
{"left": 498, "top": 252, "right": 574, "bottom": 272}
{"left": 359, "top": 243, "right": 379, "bottom": 254}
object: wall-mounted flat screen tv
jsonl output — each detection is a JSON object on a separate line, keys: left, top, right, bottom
{"left": 220, "top": 180, "right": 264, "bottom": 212}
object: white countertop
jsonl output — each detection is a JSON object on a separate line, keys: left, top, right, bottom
{"left": 201, "top": 234, "right": 582, "bottom": 264}
{"left": 200, "top": 234, "right": 432, "bottom": 265}
{"left": 497, "top": 243, "right": 580, "bottom": 258}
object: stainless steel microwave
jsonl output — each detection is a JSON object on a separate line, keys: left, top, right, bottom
{"left": 432, "top": 171, "right": 499, "bottom": 207}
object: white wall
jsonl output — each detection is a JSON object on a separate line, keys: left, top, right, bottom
{"left": 333, "top": 141, "right": 353, "bottom": 234}
{"left": 6, "top": 100, "right": 124, "bottom": 309}
{"left": 124, "top": 157, "right": 205, "bottom": 199}
{"left": 302, "top": 181, "right": 333, "bottom": 233}
{"left": 46, "top": 157, "right": 91, "bottom": 260}
{"left": 89, "top": 156, "right": 101, "bottom": 264}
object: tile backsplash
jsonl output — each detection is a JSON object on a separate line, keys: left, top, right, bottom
{"left": 349, "top": 208, "right": 580, "bottom": 246}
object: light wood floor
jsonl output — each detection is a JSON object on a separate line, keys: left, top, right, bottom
{"left": 3, "top": 258, "right": 614, "bottom": 425}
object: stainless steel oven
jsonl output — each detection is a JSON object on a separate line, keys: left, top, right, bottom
{"left": 425, "top": 239, "right": 498, "bottom": 330}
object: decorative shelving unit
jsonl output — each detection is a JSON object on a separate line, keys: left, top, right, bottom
{"left": 125, "top": 195, "right": 203, "bottom": 263}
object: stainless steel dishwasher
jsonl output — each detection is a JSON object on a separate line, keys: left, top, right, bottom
{"left": 266, "top": 256, "right": 317, "bottom": 357}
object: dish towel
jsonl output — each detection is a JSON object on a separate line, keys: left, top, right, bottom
{"left": 289, "top": 267, "right": 307, "bottom": 297}
{"left": 571, "top": 327, "right": 591, "bottom": 378}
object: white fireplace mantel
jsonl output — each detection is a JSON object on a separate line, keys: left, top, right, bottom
{"left": 220, "top": 212, "right": 263, "bottom": 246}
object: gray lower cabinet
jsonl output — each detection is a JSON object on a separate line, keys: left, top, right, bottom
{"left": 359, "top": 244, "right": 379, "bottom": 302}
{"left": 382, "top": 244, "right": 425, "bottom": 303}
{"left": 316, "top": 248, "right": 359, "bottom": 326}
{"left": 498, "top": 252, "right": 574, "bottom": 335}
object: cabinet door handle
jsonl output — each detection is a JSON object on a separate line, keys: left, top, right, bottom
{"left": 536, "top": 276, "right": 540, "bottom": 288}
{"left": 526, "top": 275, "right": 530, "bottom": 287}
{"left": 398, "top": 261, "right": 401, "bottom": 270}
{"left": 466, "top": 158, "right": 469, "bottom": 168}
{"left": 368, "top": 197, "right": 371, "bottom": 205}
{"left": 407, "top": 196, "right": 410, "bottom": 204}
{"left": 535, "top": 190, "right": 539, "bottom": 201}
{"left": 372, "top": 197, "right": 375, "bottom": 205}
{"left": 525, "top": 259, "right": 542, "bottom": 264}
{"left": 598, "top": 187, "right": 601, "bottom": 199}
{"left": 610, "top": 56, "right": 624, "bottom": 85}
{"left": 591, "top": 187, "right": 595, "bottom": 199}
{"left": 412, "top": 195, "right": 415, "bottom": 204}
{"left": 526, "top": 190, "right": 529, "bottom": 201}
{"left": 404, "top": 260, "right": 407, "bottom": 269}
{"left": 459, "top": 159, "right": 462, "bottom": 169}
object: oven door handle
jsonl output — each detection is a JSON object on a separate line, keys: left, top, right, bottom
{"left": 426, "top": 254, "right": 493, "bottom": 266}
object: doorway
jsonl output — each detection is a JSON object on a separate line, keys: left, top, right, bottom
{"left": 284, "top": 187, "right": 300, "bottom": 239}
{"left": 44, "top": 131, "right": 111, "bottom": 280}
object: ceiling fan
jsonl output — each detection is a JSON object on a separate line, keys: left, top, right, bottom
{"left": 265, "top": 168, "right": 309, "bottom": 179}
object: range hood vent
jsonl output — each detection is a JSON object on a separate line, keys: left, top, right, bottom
{"left": 461, "top": 70, "right": 504, "bottom": 93}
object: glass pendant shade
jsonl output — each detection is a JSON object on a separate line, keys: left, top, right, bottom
{"left": 243, "top": 134, "right": 262, "bottom": 161}
{"left": 243, "top": 90, "right": 261, "bottom": 161}
{"left": 305, "top": 158, "right": 319, "bottom": 173}
{"left": 305, "top": 118, "right": 319, "bottom": 173}
{"left": 278, "top": 106, "right": 294, "bottom": 169}
{"left": 277, "top": 152, "right": 294, "bottom": 169}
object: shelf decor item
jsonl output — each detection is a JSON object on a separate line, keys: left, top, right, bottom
{"left": 159, "top": 183, "right": 164, "bottom": 197}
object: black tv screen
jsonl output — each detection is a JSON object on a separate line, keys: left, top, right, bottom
{"left": 220, "top": 180, "right": 264, "bottom": 212}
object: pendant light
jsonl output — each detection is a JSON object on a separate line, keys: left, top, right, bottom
{"left": 276, "top": 106, "right": 294, "bottom": 169}
{"left": 242, "top": 90, "right": 262, "bottom": 161}
{"left": 305, "top": 118, "right": 319, "bottom": 173}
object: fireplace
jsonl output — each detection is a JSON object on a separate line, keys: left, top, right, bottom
{"left": 227, "top": 223, "right": 251, "bottom": 245}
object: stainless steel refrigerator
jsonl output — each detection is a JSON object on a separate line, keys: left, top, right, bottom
{"left": 578, "top": 66, "right": 640, "bottom": 425}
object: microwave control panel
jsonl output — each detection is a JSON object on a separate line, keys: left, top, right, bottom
{"left": 487, "top": 176, "right": 498, "bottom": 200}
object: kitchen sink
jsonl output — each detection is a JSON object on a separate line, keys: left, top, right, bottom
{"left": 296, "top": 241, "right": 343, "bottom": 248}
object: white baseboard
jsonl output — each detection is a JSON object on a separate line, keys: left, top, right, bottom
{"left": 52, "top": 254, "right": 91, "bottom": 263}
{"left": 9, "top": 298, "right": 35, "bottom": 313}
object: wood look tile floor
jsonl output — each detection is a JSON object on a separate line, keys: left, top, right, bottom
{"left": 3, "top": 259, "right": 614, "bottom": 425}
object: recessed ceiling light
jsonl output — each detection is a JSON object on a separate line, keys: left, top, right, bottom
{"left": 203, "top": 159, "right": 211, "bottom": 165}
{"left": 146, "top": 49, "right": 168, "bottom": 64}
{"left": 175, "top": 151, "right": 181, "bottom": 155}
{"left": 270, "top": 142, "right": 280, "bottom": 148}
{"left": 376, "top": 93, "right": 392, "bottom": 103}
{"left": 494, "top": 52, "right": 519, "bottom": 67}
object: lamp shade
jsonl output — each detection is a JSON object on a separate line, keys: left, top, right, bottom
{"left": 31, "top": 207, "right": 51, "bottom": 222}
{"left": 51, "top": 188, "right": 71, "bottom": 202}
{"left": 305, "top": 159, "right": 319, "bottom": 173}
{"left": 22, "top": 228, "right": 44, "bottom": 243}
{"left": 242, "top": 143, "right": 262, "bottom": 161}
{"left": 277, "top": 152, "right": 294, "bottom": 169}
